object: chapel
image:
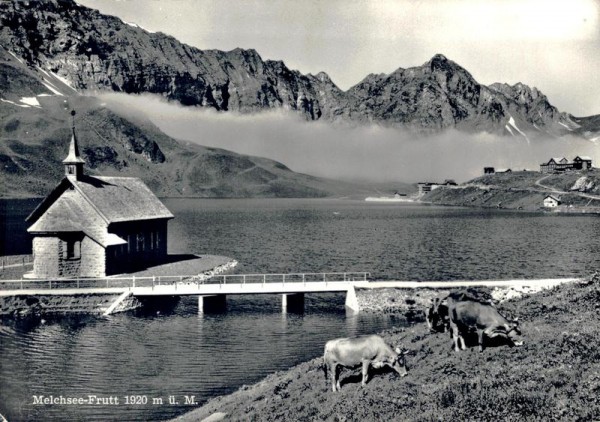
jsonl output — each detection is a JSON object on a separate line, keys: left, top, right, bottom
{"left": 25, "top": 112, "right": 174, "bottom": 278}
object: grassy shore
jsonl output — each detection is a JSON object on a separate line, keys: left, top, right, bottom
{"left": 173, "top": 273, "right": 600, "bottom": 421}
{"left": 424, "top": 170, "right": 600, "bottom": 213}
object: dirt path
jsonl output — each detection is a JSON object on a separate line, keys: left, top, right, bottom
{"left": 535, "top": 174, "right": 600, "bottom": 200}
{"left": 534, "top": 174, "right": 556, "bottom": 191}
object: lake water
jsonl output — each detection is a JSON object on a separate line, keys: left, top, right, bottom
{"left": 1, "top": 198, "right": 599, "bottom": 422}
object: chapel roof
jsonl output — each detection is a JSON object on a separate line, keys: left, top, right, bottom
{"left": 27, "top": 175, "right": 174, "bottom": 226}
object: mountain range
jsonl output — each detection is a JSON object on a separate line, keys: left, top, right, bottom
{"left": 1, "top": 0, "right": 598, "bottom": 143}
{"left": 1, "top": 0, "right": 599, "bottom": 198}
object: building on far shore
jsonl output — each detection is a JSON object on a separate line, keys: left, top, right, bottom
{"left": 417, "top": 180, "right": 457, "bottom": 195}
{"left": 573, "top": 156, "right": 593, "bottom": 170}
{"left": 483, "top": 167, "right": 495, "bottom": 174}
{"left": 543, "top": 195, "right": 561, "bottom": 208}
{"left": 25, "top": 113, "right": 174, "bottom": 279}
{"left": 540, "top": 156, "right": 593, "bottom": 173}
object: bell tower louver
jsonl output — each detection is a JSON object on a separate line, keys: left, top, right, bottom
{"left": 62, "top": 110, "right": 85, "bottom": 180}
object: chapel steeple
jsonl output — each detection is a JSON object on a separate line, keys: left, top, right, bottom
{"left": 62, "top": 110, "right": 85, "bottom": 180}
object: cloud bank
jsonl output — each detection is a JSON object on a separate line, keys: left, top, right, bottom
{"left": 99, "top": 93, "right": 599, "bottom": 184}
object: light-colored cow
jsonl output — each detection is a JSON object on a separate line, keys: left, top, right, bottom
{"left": 323, "top": 334, "right": 408, "bottom": 392}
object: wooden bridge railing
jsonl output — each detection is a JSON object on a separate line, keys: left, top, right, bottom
{"left": 0, "top": 272, "right": 370, "bottom": 292}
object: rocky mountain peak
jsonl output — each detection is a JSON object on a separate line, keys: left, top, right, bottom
{"left": 313, "top": 71, "right": 333, "bottom": 84}
{"left": 424, "top": 54, "right": 476, "bottom": 83}
{"left": 488, "top": 82, "right": 547, "bottom": 109}
{"left": 428, "top": 53, "right": 450, "bottom": 68}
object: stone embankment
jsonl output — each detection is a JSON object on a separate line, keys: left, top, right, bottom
{"left": 184, "top": 260, "right": 239, "bottom": 283}
{"left": 0, "top": 292, "right": 142, "bottom": 317}
{"left": 354, "top": 279, "right": 579, "bottom": 318}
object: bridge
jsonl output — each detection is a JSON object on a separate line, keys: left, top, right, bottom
{"left": 0, "top": 272, "right": 370, "bottom": 315}
{"left": 0, "top": 272, "right": 580, "bottom": 316}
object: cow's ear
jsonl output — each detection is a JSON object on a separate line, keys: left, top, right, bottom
{"left": 395, "top": 347, "right": 401, "bottom": 354}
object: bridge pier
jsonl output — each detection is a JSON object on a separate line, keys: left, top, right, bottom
{"left": 345, "top": 286, "right": 360, "bottom": 312}
{"left": 197, "top": 294, "right": 227, "bottom": 313}
{"left": 281, "top": 293, "right": 304, "bottom": 313}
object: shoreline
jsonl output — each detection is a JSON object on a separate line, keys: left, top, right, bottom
{"left": 170, "top": 274, "right": 596, "bottom": 422}
{"left": 3, "top": 192, "right": 600, "bottom": 210}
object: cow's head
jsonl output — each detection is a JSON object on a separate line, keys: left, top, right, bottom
{"left": 392, "top": 347, "right": 409, "bottom": 377}
{"left": 505, "top": 319, "right": 523, "bottom": 346}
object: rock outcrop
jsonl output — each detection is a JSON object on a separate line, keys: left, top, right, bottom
{"left": 0, "top": 0, "right": 341, "bottom": 120}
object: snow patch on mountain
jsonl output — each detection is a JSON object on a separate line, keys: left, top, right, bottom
{"left": 121, "top": 19, "right": 155, "bottom": 34}
{"left": 35, "top": 66, "right": 78, "bottom": 96}
{"left": 558, "top": 121, "right": 573, "bottom": 131}
{"left": 51, "top": 72, "right": 77, "bottom": 92}
{"left": 7, "top": 50, "right": 24, "bottom": 64}
{"left": 1, "top": 98, "right": 30, "bottom": 108}
{"left": 20, "top": 97, "right": 41, "bottom": 107}
{"left": 40, "top": 81, "right": 63, "bottom": 96}
{"left": 507, "top": 116, "right": 530, "bottom": 144}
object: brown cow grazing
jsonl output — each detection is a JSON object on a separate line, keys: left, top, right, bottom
{"left": 426, "top": 290, "right": 492, "bottom": 334}
{"left": 323, "top": 335, "right": 408, "bottom": 392}
{"left": 449, "top": 300, "right": 523, "bottom": 352}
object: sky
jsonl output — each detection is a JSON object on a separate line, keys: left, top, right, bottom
{"left": 76, "top": 0, "right": 600, "bottom": 116}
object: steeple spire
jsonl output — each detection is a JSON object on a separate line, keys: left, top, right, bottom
{"left": 63, "top": 110, "right": 85, "bottom": 179}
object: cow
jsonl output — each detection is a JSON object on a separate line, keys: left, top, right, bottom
{"left": 448, "top": 300, "right": 523, "bottom": 352}
{"left": 425, "top": 297, "right": 450, "bottom": 333}
{"left": 426, "top": 290, "right": 496, "bottom": 334}
{"left": 322, "top": 334, "right": 408, "bottom": 392}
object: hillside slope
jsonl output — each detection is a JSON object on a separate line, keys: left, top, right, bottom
{"left": 0, "top": 0, "right": 598, "bottom": 139}
{"left": 423, "top": 171, "right": 600, "bottom": 212}
{"left": 173, "top": 275, "right": 600, "bottom": 421}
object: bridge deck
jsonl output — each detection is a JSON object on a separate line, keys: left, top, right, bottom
{"left": 0, "top": 282, "right": 360, "bottom": 297}
{"left": 0, "top": 277, "right": 579, "bottom": 297}
{"left": 0, "top": 272, "right": 369, "bottom": 297}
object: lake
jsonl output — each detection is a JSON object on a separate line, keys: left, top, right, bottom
{"left": 1, "top": 198, "right": 599, "bottom": 421}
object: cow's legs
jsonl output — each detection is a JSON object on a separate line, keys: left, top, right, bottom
{"left": 459, "top": 334, "right": 467, "bottom": 350}
{"left": 477, "top": 329, "right": 485, "bottom": 352}
{"left": 330, "top": 364, "right": 338, "bottom": 392}
{"left": 335, "top": 365, "right": 342, "bottom": 391}
{"left": 361, "top": 360, "right": 370, "bottom": 386}
{"left": 450, "top": 321, "right": 461, "bottom": 352}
